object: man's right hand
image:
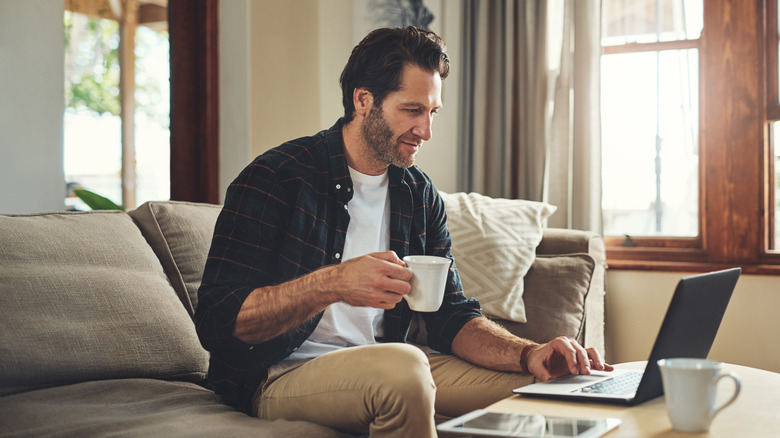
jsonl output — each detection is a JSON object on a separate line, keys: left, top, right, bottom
{"left": 233, "top": 251, "right": 412, "bottom": 344}
{"left": 327, "top": 251, "right": 412, "bottom": 309}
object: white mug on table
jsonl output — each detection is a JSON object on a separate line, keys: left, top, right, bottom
{"left": 657, "top": 358, "right": 741, "bottom": 432}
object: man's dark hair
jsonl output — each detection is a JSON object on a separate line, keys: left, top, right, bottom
{"left": 340, "top": 26, "right": 450, "bottom": 123}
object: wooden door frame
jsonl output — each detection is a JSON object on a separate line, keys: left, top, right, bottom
{"left": 168, "top": 0, "right": 220, "bottom": 204}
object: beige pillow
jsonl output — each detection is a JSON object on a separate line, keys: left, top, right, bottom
{"left": 439, "top": 192, "right": 556, "bottom": 322}
{"left": 0, "top": 211, "right": 209, "bottom": 397}
{"left": 129, "top": 201, "right": 221, "bottom": 315}
{"left": 496, "top": 254, "right": 595, "bottom": 344}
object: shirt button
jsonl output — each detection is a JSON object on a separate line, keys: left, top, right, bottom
{"left": 335, "top": 253, "right": 341, "bottom": 260}
{"left": 347, "top": 187, "right": 352, "bottom": 192}
{"left": 343, "top": 204, "right": 348, "bottom": 211}
{"left": 335, "top": 184, "right": 341, "bottom": 190}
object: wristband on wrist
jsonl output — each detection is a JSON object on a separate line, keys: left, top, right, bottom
{"left": 519, "top": 343, "right": 536, "bottom": 374}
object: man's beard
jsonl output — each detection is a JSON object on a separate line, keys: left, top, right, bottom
{"left": 361, "top": 105, "right": 416, "bottom": 169}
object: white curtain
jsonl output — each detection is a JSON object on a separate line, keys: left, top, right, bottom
{"left": 457, "top": 0, "right": 602, "bottom": 232}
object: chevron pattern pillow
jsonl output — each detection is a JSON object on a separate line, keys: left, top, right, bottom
{"left": 440, "top": 192, "right": 556, "bottom": 322}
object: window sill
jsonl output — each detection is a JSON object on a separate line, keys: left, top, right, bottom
{"left": 606, "top": 258, "right": 780, "bottom": 276}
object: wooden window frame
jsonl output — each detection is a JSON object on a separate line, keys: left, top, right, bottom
{"left": 604, "top": 0, "right": 780, "bottom": 275}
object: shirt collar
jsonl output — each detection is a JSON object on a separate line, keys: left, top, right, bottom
{"left": 326, "top": 118, "right": 411, "bottom": 198}
{"left": 325, "top": 118, "right": 353, "bottom": 202}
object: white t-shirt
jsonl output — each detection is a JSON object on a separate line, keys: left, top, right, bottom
{"left": 286, "top": 167, "right": 390, "bottom": 360}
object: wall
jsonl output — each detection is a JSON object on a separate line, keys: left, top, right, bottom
{"left": 316, "top": 0, "right": 352, "bottom": 137}
{"left": 420, "top": 0, "right": 461, "bottom": 193}
{"left": 606, "top": 271, "right": 780, "bottom": 373}
{"left": 218, "top": 0, "right": 251, "bottom": 201}
{"left": 249, "top": 0, "right": 324, "bottom": 159}
{"left": 0, "top": 0, "right": 66, "bottom": 213}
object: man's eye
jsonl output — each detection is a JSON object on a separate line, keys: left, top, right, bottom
{"left": 406, "top": 108, "right": 421, "bottom": 114}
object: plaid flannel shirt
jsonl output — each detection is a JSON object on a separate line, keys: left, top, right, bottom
{"left": 194, "top": 119, "right": 482, "bottom": 413}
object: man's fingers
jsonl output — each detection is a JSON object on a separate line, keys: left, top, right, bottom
{"left": 370, "top": 250, "right": 405, "bottom": 265}
{"left": 545, "top": 337, "right": 594, "bottom": 377}
{"left": 586, "top": 347, "right": 614, "bottom": 371}
{"left": 374, "top": 290, "right": 405, "bottom": 308}
{"left": 376, "top": 276, "right": 411, "bottom": 296}
{"left": 566, "top": 339, "right": 598, "bottom": 375}
{"left": 368, "top": 252, "right": 412, "bottom": 281}
{"left": 529, "top": 338, "right": 614, "bottom": 381}
{"left": 334, "top": 253, "right": 414, "bottom": 308}
{"left": 576, "top": 345, "right": 591, "bottom": 375}
{"left": 548, "top": 337, "right": 583, "bottom": 375}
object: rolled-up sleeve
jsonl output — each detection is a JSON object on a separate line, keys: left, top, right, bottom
{"left": 419, "top": 185, "right": 482, "bottom": 353}
{"left": 194, "top": 157, "right": 290, "bottom": 353}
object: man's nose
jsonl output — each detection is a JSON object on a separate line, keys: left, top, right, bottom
{"left": 412, "top": 115, "right": 433, "bottom": 142}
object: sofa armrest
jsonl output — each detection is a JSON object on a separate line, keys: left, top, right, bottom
{"left": 541, "top": 228, "right": 606, "bottom": 354}
{"left": 537, "top": 228, "right": 606, "bottom": 258}
{"left": 540, "top": 228, "right": 606, "bottom": 355}
{"left": 500, "top": 228, "right": 606, "bottom": 356}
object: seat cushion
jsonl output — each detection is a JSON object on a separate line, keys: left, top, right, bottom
{"left": 0, "top": 379, "right": 350, "bottom": 438}
{"left": 129, "top": 201, "right": 222, "bottom": 315}
{"left": 0, "top": 211, "right": 209, "bottom": 397}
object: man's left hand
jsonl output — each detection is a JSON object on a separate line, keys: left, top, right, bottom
{"left": 527, "top": 337, "right": 614, "bottom": 381}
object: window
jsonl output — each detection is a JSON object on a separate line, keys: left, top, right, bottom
{"left": 601, "top": 0, "right": 701, "bottom": 238}
{"left": 601, "top": 0, "right": 780, "bottom": 273}
{"left": 64, "top": 1, "right": 169, "bottom": 211}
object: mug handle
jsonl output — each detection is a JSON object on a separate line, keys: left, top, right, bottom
{"left": 711, "top": 372, "right": 741, "bottom": 420}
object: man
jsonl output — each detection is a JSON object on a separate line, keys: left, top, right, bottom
{"left": 195, "top": 26, "right": 611, "bottom": 437}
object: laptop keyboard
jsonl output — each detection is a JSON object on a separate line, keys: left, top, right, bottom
{"left": 577, "top": 372, "right": 642, "bottom": 395}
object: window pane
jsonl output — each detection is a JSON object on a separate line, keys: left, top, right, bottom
{"left": 134, "top": 25, "right": 170, "bottom": 205}
{"left": 64, "top": 12, "right": 122, "bottom": 210}
{"left": 64, "top": 11, "right": 169, "bottom": 210}
{"left": 601, "top": 49, "right": 699, "bottom": 237}
{"left": 602, "top": 0, "right": 703, "bottom": 46}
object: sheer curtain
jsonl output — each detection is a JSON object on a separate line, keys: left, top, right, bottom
{"left": 457, "top": 0, "right": 602, "bottom": 232}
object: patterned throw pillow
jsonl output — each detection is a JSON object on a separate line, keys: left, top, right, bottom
{"left": 439, "top": 192, "right": 556, "bottom": 322}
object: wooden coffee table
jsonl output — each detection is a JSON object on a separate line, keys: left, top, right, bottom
{"left": 486, "top": 362, "right": 780, "bottom": 437}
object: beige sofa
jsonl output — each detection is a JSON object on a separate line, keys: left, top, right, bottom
{"left": 0, "top": 198, "right": 605, "bottom": 437}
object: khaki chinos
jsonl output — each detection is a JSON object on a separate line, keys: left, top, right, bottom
{"left": 254, "top": 343, "right": 534, "bottom": 437}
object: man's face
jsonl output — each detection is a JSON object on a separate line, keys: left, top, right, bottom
{"left": 360, "top": 64, "right": 442, "bottom": 169}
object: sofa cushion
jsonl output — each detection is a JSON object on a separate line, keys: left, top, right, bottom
{"left": 496, "top": 254, "right": 595, "bottom": 344}
{"left": 439, "top": 192, "right": 556, "bottom": 323}
{"left": 0, "top": 211, "right": 209, "bottom": 397}
{"left": 129, "top": 201, "right": 221, "bottom": 315}
{"left": 0, "top": 379, "right": 350, "bottom": 438}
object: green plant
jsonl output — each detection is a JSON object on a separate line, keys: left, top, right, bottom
{"left": 73, "top": 188, "right": 124, "bottom": 211}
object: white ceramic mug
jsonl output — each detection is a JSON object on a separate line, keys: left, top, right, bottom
{"left": 657, "top": 358, "right": 741, "bottom": 432}
{"left": 402, "top": 255, "right": 451, "bottom": 312}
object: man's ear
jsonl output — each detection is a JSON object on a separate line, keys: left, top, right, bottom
{"left": 352, "top": 88, "right": 373, "bottom": 117}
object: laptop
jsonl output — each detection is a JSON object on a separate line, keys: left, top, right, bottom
{"left": 513, "top": 267, "right": 741, "bottom": 406}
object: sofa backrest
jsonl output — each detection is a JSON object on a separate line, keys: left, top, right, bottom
{"left": 129, "top": 200, "right": 222, "bottom": 316}
{"left": 0, "top": 211, "right": 209, "bottom": 397}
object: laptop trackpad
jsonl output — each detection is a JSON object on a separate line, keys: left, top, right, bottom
{"left": 515, "top": 370, "right": 620, "bottom": 395}
{"left": 548, "top": 373, "right": 610, "bottom": 387}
